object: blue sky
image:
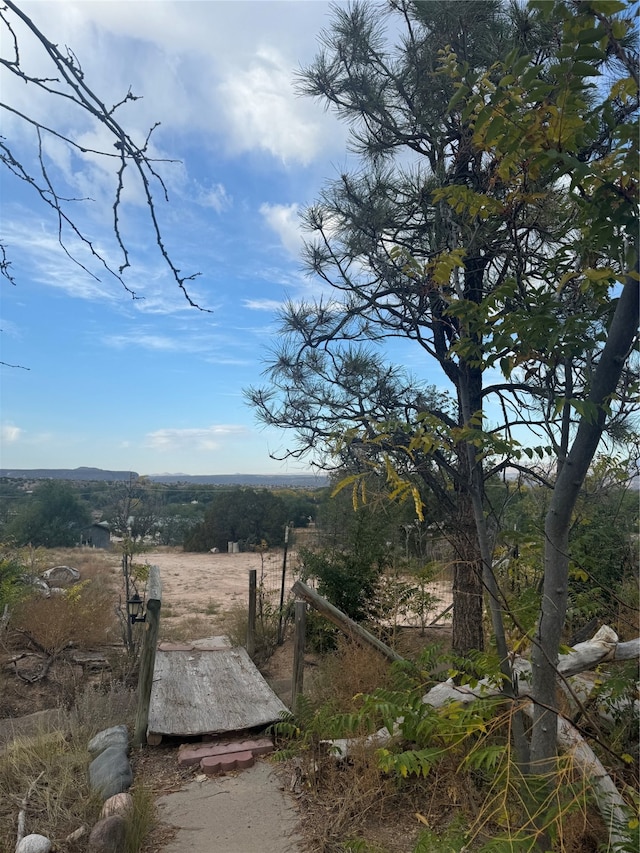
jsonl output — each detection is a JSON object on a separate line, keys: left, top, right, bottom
{"left": 1, "top": 0, "right": 439, "bottom": 476}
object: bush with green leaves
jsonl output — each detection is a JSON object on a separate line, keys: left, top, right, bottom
{"left": 274, "top": 642, "right": 639, "bottom": 852}
{"left": 184, "top": 487, "right": 288, "bottom": 552}
{"left": 3, "top": 480, "right": 91, "bottom": 547}
{"left": 0, "top": 548, "right": 29, "bottom": 611}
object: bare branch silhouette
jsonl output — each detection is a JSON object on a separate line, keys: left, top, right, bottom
{"left": 0, "top": 0, "right": 208, "bottom": 310}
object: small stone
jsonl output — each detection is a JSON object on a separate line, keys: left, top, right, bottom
{"left": 88, "top": 815, "right": 126, "bottom": 853}
{"left": 101, "top": 792, "right": 133, "bottom": 818}
{"left": 16, "top": 835, "right": 52, "bottom": 853}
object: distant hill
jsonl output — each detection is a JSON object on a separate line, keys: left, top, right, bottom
{"left": 0, "top": 467, "right": 138, "bottom": 481}
{"left": 0, "top": 467, "right": 328, "bottom": 488}
{"left": 147, "top": 473, "right": 329, "bottom": 488}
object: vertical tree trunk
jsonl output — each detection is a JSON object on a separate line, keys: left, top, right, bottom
{"left": 530, "top": 274, "right": 639, "bottom": 774}
{"left": 451, "top": 495, "right": 485, "bottom": 653}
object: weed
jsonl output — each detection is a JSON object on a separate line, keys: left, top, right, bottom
{"left": 125, "top": 782, "right": 156, "bottom": 853}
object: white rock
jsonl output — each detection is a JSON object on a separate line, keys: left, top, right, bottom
{"left": 16, "top": 834, "right": 52, "bottom": 853}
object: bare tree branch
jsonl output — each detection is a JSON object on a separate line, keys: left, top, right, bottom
{"left": 0, "top": 0, "right": 208, "bottom": 310}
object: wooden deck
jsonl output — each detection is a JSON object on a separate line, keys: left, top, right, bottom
{"left": 146, "top": 638, "right": 289, "bottom": 741}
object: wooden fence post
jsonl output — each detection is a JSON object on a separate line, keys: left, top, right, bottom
{"left": 277, "top": 525, "right": 290, "bottom": 645}
{"left": 247, "top": 569, "right": 257, "bottom": 658}
{"left": 292, "top": 601, "right": 306, "bottom": 714}
{"left": 291, "top": 580, "right": 404, "bottom": 663}
{"left": 133, "top": 565, "right": 162, "bottom": 747}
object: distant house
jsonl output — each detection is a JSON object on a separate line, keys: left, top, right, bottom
{"left": 80, "top": 521, "right": 111, "bottom": 550}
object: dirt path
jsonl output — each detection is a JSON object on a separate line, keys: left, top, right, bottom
{"left": 155, "top": 761, "right": 304, "bottom": 853}
{"left": 138, "top": 548, "right": 305, "bottom": 852}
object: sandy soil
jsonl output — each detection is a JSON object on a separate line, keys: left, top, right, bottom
{"left": 142, "top": 547, "right": 453, "bottom": 637}
{"left": 142, "top": 547, "right": 296, "bottom": 630}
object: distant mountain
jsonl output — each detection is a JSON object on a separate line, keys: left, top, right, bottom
{"left": 0, "top": 467, "right": 328, "bottom": 488}
{"left": 147, "top": 473, "right": 329, "bottom": 488}
{"left": 0, "top": 467, "right": 138, "bottom": 481}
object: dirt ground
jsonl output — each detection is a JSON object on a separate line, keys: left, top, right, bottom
{"left": 143, "top": 547, "right": 292, "bottom": 633}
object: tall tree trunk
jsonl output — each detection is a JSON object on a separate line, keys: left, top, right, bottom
{"left": 450, "top": 487, "right": 484, "bottom": 653}
{"left": 530, "top": 274, "right": 639, "bottom": 774}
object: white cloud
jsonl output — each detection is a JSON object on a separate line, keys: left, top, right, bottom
{"left": 218, "top": 48, "right": 327, "bottom": 165}
{"left": 196, "top": 183, "right": 232, "bottom": 213}
{"left": 103, "top": 333, "right": 183, "bottom": 352}
{"left": 260, "top": 202, "right": 303, "bottom": 256}
{"left": 146, "top": 425, "right": 249, "bottom": 452}
{"left": 244, "top": 298, "right": 284, "bottom": 312}
{"left": 1, "top": 424, "right": 22, "bottom": 443}
{"left": 2, "top": 219, "right": 120, "bottom": 302}
{"left": 13, "top": 1, "right": 346, "bottom": 164}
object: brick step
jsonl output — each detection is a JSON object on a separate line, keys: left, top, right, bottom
{"left": 177, "top": 736, "right": 275, "bottom": 776}
{"left": 200, "top": 750, "right": 255, "bottom": 775}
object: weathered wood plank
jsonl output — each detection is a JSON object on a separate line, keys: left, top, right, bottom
{"left": 133, "top": 564, "right": 162, "bottom": 747}
{"left": 147, "top": 644, "right": 288, "bottom": 737}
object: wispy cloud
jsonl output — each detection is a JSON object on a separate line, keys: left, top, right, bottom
{"left": 260, "top": 202, "right": 304, "bottom": 257}
{"left": 103, "top": 333, "right": 185, "bottom": 352}
{"left": 196, "top": 182, "right": 232, "bottom": 213}
{"left": 244, "top": 298, "right": 284, "bottom": 312}
{"left": 1, "top": 424, "right": 22, "bottom": 443}
{"left": 146, "top": 424, "right": 249, "bottom": 452}
{"left": 3, "top": 217, "right": 120, "bottom": 302}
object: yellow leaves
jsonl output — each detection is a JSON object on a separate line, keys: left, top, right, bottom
{"left": 432, "top": 186, "right": 503, "bottom": 221}
{"left": 430, "top": 247, "right": 467, "bottom": 286}
{"left": 609, "top": 75, "right": 638, "bottom": 103}
{"left": 64, "top": 579, "right": 91, "bottom": 604}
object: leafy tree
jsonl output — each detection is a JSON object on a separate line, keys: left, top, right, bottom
{"left": 4, "top": 480, "right": 91, "bottom": 547}
{"left": 154, "top": 502, "right": 204, "bottom": 547}
{"left": 247, "top": 0, "right": 570, "bottom": 654}
{"left": 248, "top": 0, "right": 638, "bottom": 820}
{"left": 184, "top": 488, "right": 289, "bottom": 552}
{"left": 438, "top": 0, "right": 638, "bottom": 776}
{"left": 299, "top": 476, "right": 412, "bottom": 621}
{"left": 273, "top": 489, "right": 320, "bottom": 528}
{"left": 0, "top": 547, "right": 28, "bottom": 614}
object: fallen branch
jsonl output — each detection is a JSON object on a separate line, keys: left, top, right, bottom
{"left": 323, "top": 626, "right": 639, "bottom": 851}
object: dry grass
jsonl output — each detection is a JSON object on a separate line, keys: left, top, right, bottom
{"left": 158, "top": 613, "right": 218, "bottom": 643}
{"left": 310, "top": 635, "right": 396, "bottom": 710}
{"left": 0, "top": 682, "right": 139, "bottom": 853}
{"left": 11, "top": 582, "right": 117, "bottom": 654}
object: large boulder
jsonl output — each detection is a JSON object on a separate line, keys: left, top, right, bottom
{"left": 89, "top": 745, "right": 132, "bottom": 799}
{"left": 41, "top": 565, "right": 80, "bottom": 586}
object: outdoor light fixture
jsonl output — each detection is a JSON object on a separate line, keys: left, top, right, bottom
{"left": 127, "top": 592, "right": 146, "bottom": 624}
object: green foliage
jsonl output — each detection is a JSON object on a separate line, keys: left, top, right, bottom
{"left": 299, "top": 546, "right": 385, "bottom": 623}
{"left": 183, "top": 487, "right": 288, "bottom": 552}
{"left": 0, "top": 547, "right": 29, "bottom": 610}
{"left": 412, "top": 816, "right": 470, "bottom": 853}
{"left": 3, "top": 480, "right": 91, "bottom": 547}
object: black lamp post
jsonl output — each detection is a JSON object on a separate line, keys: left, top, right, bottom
{"left": 127, "top": 592, "right": 146, "bottom": 624}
